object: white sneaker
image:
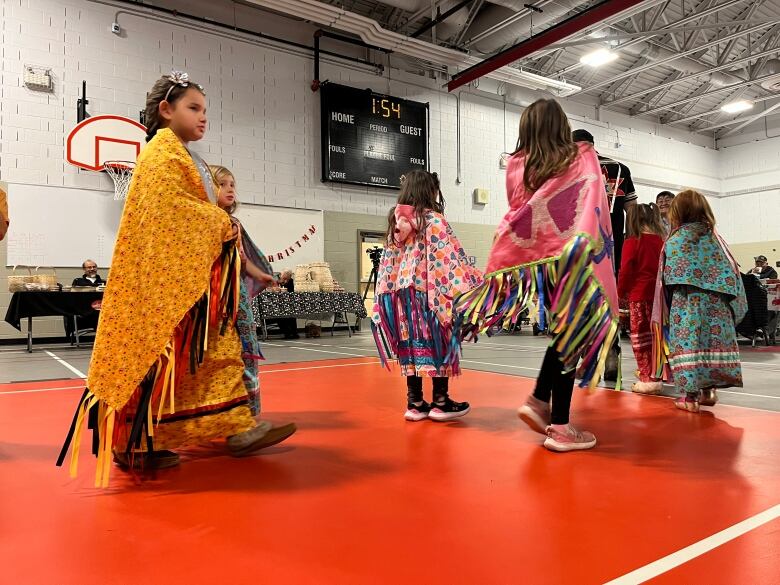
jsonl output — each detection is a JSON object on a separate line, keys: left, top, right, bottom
{"left": 631, "top": 381, "right": 662, "bottom": 395}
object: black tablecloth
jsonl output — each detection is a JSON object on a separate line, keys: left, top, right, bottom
{"left": 252, "top": 291, "right": 368, "bottom": 322}
{"left": 5, "top": 291, "right": 103, "bottom": 331}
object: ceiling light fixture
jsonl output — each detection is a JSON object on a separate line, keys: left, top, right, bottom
{"left": 720, "top": 99, "right": 754, "bottom": 114}
{"left": 579, "top": 48, "right": 618, "bottom": 67}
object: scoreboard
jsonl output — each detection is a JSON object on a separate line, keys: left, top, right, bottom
{"left": 320, "top": 83, "right": 429, "bottom": 190}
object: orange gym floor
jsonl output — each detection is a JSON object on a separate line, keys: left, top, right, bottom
{"left": 1, "top": 352, "right": 778, "bottom": 584}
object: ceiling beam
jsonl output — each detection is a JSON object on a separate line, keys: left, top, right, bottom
{"left": 578, "top": 21, "right": 770, "bottom": 94}
{"left": 447, "top": 0, "right": 649, "bottom": 92}
{"left": 543, "top": 18, "right": 779, "bottom": 49}
{"left": 554, "top": 0, "right": 747, "bottom": 79}
{"left": 716, "top": 0, "right": 766, "bottom": 66}
{"left": 662, "top": 93, "right": 778, "bottom": 125}
{"left": 715, "top": 100, "right": 780, "bottom": 134}
{"left": 602, "top": 44, "right": 780, "bottom": 107}
{"left": 633, "top": 73, "right": 778, "bottom": 117}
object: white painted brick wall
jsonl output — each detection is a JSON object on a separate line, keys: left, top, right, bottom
{"left": 0, "top": 0, "right": 738, "bottom": 232}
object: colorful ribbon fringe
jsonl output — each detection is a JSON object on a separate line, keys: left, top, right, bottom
{"left": 453, "top": 234, "right": 618, "bottom": 390}
{"left": 371, "top": 287, "right": 460, "bottom": 377}
{"left": 56, "top": 243, "right": 242, "bottom": 487}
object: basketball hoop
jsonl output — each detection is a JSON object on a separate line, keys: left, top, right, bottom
{"left": 104, "top": 161, "right": 135, "bottom": 201}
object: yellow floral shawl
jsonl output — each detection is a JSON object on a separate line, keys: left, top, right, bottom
{"left": 87, "top": 128, "right": 233, "bottom": 410}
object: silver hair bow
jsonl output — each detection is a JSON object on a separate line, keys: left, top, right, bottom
{"left": 167, "top": 70, "right": 190, "bottom": 86}
{"left": 164, "top": 70, "right": 204, "bottom": 101}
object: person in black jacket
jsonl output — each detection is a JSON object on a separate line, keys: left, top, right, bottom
{"left": 276, "top": 270, "right": 299, "bottom": 339}
{"left": 72, "top": 260, "right": 106, "bottom": 287}
{"left": 751, "top": 255, "right": 778, "bottom": 280}
{"left": 573, "top": 129, "right": 637, "bottom": 382}
{"left": 751, "top": 255, "right": 778, "bottom": 342}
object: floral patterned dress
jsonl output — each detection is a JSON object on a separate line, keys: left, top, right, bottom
{"left": 372, "top": 209, "right": 483, "bottom": 377}
{"left": 663, "top": 223, "right": 747, "bottom": 395}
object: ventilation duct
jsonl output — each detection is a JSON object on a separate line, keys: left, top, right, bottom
{"left": 371, "top": 0, "right": 470, "bottom": 40}
{"left": 246, "top": 0, "right": 581, "bottom": 96}
{"left": 464, "top": 0, "right": 579, "bottom": 55}
{"left": 760, "top": 59, "right": 780, "bottom": 92}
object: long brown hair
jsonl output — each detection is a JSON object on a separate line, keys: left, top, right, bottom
{"left": 627, "top": 203, "right": 665, "bottom": 237}
{"left": 144, "top": 75, "right": 205, "bottom": 142}
{"left": 386, "top": 170, "right": 445, "bottom": 244}
{"left": 513, "top": 99, "right": 578, "bottom": 193}
{"left": 669, "top": 189, "right": 716, "bottom": 231}
{"left": 209, "top": 164, "right": 238, "bottom": 215}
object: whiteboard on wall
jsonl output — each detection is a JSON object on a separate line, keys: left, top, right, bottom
{"left": 5, "top": 184, "right": 324, "bottom": 272}
{"left": 235, "top": 205, "right": 324, "bottom": 272}
{"left": 6, "top": 183, "right": 122, "bottom": 268}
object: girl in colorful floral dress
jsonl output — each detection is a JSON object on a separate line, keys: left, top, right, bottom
{"left": 372, "top": 170, "right": 483, "bottom": 421}
{"left": 652, "top": 190, "right": 746, "bottom": 412}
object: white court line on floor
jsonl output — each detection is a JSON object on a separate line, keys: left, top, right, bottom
{"left": 44, "top": 350, "right": 87, "bottom": 378}
{"left": 5, "top": 345, "right": 780, "bottom": 409}
{"left": 471, "top": 341, "right": 549, "bottom": 351}
{"left": 0, "top": 361, "right": 382, "bottom": 396}
{"left": 262, "top": 342, "right": 369, "bottom": 358}
{"left": 262, "top": 346, "right": 780, "bottom": 407}
{"left": 460, "top": 359, "right": 540, "bottom": 372}
{"left": 262, "top": 360, "right": 379, "bottom": 374}
{"left": 604, "top": 503, "right": 780, "bottom": 585}
{"left": 719, "top": 389, "right": 780, "bottom": 400}
{"left": 274, "top": 341, "right": 377, "bottom": 353}
{"left": 0, "top": 385, "right": 84, "bottom": 396}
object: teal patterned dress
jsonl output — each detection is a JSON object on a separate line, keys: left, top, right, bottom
{"left": 663, "top": 223, "right": 747, "bottom": 396}
{"left": 234, "top": 221, "right": 274, "bottom": 415}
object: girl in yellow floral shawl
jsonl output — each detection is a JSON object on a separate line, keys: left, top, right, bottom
{"left": 57, "top": 73, "right": 295, "bottom": 486}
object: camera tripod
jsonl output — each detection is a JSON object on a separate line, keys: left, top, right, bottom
{"left": 357, "top": 252, "right": 381, "bottom": 330}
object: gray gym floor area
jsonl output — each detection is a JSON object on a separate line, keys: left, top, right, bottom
{"left": 2, "top": 328, "right": 778, "bottom": 412}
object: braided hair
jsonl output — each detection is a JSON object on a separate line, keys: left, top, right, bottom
{"left": 143, "top": 73, "right": 205, "bottom": 142}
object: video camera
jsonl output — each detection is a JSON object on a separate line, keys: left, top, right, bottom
{"left": 366, "top": 246, "right": 383, "bottom": 266}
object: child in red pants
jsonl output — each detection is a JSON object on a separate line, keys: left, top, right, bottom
{"left": 618, "top": 203, "right": 665, "bottom": 394}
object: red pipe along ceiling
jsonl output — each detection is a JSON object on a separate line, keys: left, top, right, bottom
{"left": 447, "top": 0, "right": 649, "bottom": 92}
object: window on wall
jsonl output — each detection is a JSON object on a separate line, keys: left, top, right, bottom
{"left": 359, "top": 230, "right": 385, "bottom": 314}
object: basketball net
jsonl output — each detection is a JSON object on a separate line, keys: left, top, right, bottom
{"left": 104, "top": 161, "right": 135, "bottom": 201}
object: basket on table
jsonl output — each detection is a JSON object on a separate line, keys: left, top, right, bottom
{"left": 296, "top": 274, "right": 320, "bottom": 293}
{"left": 8, "top": 265, "right": 34, "bottom": 292}
{"left": 309, "top": 261, "right": 334, "bottom": 293}
{"left": 294, "top": 264, "right": 311, "bottom": 284}
{"left": 34, "top": 266, "right": 58, "bottom": 291}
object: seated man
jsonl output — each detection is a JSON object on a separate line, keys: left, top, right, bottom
{"left": 69, "top": 259, "right": 104, "bottom": 335}
{"left": 72, "top": 259, "right": 106, "bottom": 287}
{"left": 275, "top": 270, "right": 299, "bottom": 339}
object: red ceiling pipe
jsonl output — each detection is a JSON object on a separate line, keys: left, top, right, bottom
{"left": 447, "top": 0, "right": 648, "bottom": 92}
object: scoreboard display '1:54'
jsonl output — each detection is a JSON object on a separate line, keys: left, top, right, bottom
{"left": 320, "top": 83, "right": 429, "bottom": 190}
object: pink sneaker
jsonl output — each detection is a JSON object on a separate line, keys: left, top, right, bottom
{"left": 517, "top": 395, "right": 551, "bottom": 434}
{"left": 543, "top": 424, "right": 597, "bottom": 452}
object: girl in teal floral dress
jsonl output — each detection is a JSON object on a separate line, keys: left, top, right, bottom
{"left": 652, "top": 190, "right": 747, "bottom": 413}
{"left": 212, "top": 165, "right": 276, "bottom": 415}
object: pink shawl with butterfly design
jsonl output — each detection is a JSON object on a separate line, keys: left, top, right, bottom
{"left": 455, "top": 142, "right": 619, "bottom": 389}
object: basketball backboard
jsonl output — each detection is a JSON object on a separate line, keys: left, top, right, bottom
{"left": 66, "top": 115, "right": 147, "bottom": 171}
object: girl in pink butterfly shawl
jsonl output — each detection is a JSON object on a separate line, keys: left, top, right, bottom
{"left": 455, "top": 99, "right": 618, "bottom": 452}
{"left": 372, "top": 170, "right": 483, "bottom": 422}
